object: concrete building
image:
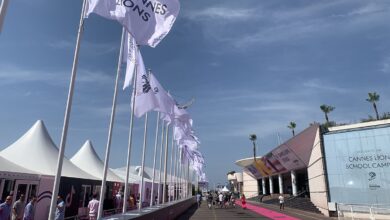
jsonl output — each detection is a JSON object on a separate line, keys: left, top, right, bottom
{"left": 234, "top": 119, "right": 390, "bottom": 216}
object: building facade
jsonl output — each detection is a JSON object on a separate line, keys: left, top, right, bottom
{"left": 234, "top": 119, "right": 390, "bottom": 216}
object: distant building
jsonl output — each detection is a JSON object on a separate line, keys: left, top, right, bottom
{"left": 234, "top": 119, "right": 390, "bottom": 216}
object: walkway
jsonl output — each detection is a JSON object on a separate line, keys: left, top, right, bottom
{"left": 177, "top": 200, "right": 334, "bottom": 220}
{"left": 176, "top": 202, "right": 269, "bottom": 220}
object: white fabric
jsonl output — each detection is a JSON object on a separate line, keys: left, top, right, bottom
{"left": 111, "top": 166, "right": 150, "bottom": 183}
{"left": 133, "top": 71, "right": 175, "bottom": 118}
{"left": 0, "top": 120, "right": 98, "bottom": 180}
{"left": 112, "top": 166, "right": 186, "bottom": 183}
{"left": 0, "top": 156, "right": 36, "bottom": 174}
{"left": 86, "top": 0, "right": 180, "bottom": 48}
{"left": 149, "top": 73, "right": 175, "bottom": 114}
{"left": 221, "top": 186, "right": 229, "bottom": 192}
{"left": 70, "top": 140, "right": 124, "bottom": 182}
{"left": 132, "top": 51, "right": 153, "bottom": 117}
{"left": 123, "top": 32, "right": 137, "bottom": 89}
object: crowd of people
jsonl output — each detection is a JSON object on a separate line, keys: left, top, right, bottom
{"left": 197, "top": 192, "right": 239, "bottom": 209}
{"left": 0, "top": 194, "right": 37, "bottom": 220}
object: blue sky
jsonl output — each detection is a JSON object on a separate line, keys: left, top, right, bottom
{"left": 1, "top": 0, "right": 390, "bottom": 187}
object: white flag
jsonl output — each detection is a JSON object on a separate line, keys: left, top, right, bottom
{"left": 123, "top": 32, "right": 137, "bottom": 89}
{"left": 86, "top": 0, "right": 180, "bottom": 48}
{"left": 133, "top": 53, "right": 156, "bottom": 117}
{"left": 149, "top": 73, "right": 175, "bottom": 114}
{"left": 133, "top": 70, "right": 175, "bottom": 117}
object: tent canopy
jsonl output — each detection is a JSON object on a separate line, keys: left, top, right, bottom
{"left": 70, "top": 140, "right": 124, "bottom": 183}
{"left": 221, "top": 186, "right": 230, "bottom": 192}
{"left": 0, "top": 120, "right": 98, "bottom": 180}
{"left": 0, "top": 156, "right": 40, "bottom": 180}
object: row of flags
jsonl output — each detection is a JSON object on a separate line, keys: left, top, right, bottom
{"left": 86, "top": 0, "right": 206, "bottom": 179}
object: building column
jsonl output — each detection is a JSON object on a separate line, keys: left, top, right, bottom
{"left": 262, "top": 178, "right": 267, "bottom": 195}
{"left": 269, "top": 176, "right": 274, "bottom": 194}
{"left": 291, "top": 170, "right": 297, "bottom": 196}
{"left": 278, "top": 174, "right": 284, "bottom": 194}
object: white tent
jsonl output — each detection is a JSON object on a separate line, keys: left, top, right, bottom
{"left": 111, "top": 166, "right": 181, "bottom": 184}
{"left": 0, "top": 155, "right": 39, "bottom": 180}
{"left": 221, "top": 186, "right": 230, "bottom": 192}
{"left": 111, "top": 167, "right": 145, "bottom": 183}
{"left": 0, "top": 120, "right": 98, "bottom": 180}
{"left": 70, "top": 140, "right": 123, "bottom": 183}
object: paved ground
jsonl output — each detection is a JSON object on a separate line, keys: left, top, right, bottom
{"left": 176, "top": 200, "right": 336, "bottom": 220}
{"left": 176, "top": 202, "right": 270, "bottom": 220}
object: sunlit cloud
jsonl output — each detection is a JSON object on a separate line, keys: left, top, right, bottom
{"left": 0, "top": 65, "right": 112, "bottom": 86}
{"left": 48, "top": 39, "right": 118, "bottom": 55}
{"left": 185, "top": 7, "right": 257, "bottom": 21}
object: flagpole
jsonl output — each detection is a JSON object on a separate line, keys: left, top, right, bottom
{"left": 187, "top": 162, "right": 191, "bottom": 197}
{"left": 176, "top": 147, "right": 181, "bottom": 200}
{"left": 157, "top": 121, "right": 165, "bottom": 204}
{"left": 48, "top": 1, "right": 86, "bottom": 219}
{"left": 150, "top": 112, "right": 160, "bottom": 207}
{"left": 184, "top": 160, "right": 187, "bottom": 198}
{"left": 177, "top": 147, "right": 182, "bottom": 200}
{"left": 168, "top": 126, "right": 175, "bottom": 202}
{"left": 187, "top": 160, "right": 190, "bottom": 197}
{"left": 122, "top": 44, "right": 138, "bottom": 214}
{"left": 162, "top": 123, "right": 169, "bottom": 203}
{"left": 97, "top": 28, "right": 126, "bottom": 219}
{"left": 138, "top": 112, "right": 148, "bottom": 210}
{"left": 0, "top": 0, "right": 9, "bottom": 33}
{"left": 172, "top": 140, "right": 178, "bottom": 201}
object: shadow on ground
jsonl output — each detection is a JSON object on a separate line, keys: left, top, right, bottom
{"left": 175, "top": 204, "right": 198, "bottom": 220}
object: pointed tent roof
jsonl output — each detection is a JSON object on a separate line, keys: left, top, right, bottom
{"left": 221, "top": 186, "right": 230, "bottom": 192}
{"left": 70, "top": 140, "right": 124, "bottom": 183}
{"left": 0, "top": 155, "right": 40, "bottom": 180}
{"left": 112, "top": 165, "right": 186, "bottom": 184}
{"left": 0, "top": 120, "right": 98, "bottom": 180}
{"left": 111, "top": 167, "right": 145, "bottom": 183}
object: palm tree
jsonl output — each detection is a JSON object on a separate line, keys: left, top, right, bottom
{"left": 287, "top": 122, "right": 296, "bottom": 136}
{"left": 366, "top": 92, "right": 380, "bottom": 120}
{"left": 249, "top": 134, "right": 257, "bottom": 161}
{"left": 320, "top": 104, "right": 335, "bottom": 123}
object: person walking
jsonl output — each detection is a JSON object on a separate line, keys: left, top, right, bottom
{"left": 207, "top": 193, "right": 213, "bottom": 209}
{"left": 278, "top": 194, "right": 285, "bottom": 210}
{"left": 196, "top": 193, "right": 201, "bottom": 208}
{"left": 55, "top": 196, "right": 65, "bottom": 220}
{"left": 0, "top": 196, "right": 12, "bottom": 220}
{"left": 218, "top": 193, "right": 223, "bottom": 208}
{"left": 241, "top": 194, "right": 247, "bottom": 209}
{"left": 87, "top": 193, "right": 99, "bottom": 220}
{"left": 12, "top": 194, "right": 25, "bottom": 220}
{"left": 115, "top": 192, "right": 121, "bottom": 211}
{"left": 23, "top": 196, "right": 37, "bottom": 220}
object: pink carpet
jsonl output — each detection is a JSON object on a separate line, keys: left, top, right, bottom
{"left": 236, "top": 201, "right": 301, "bottom": 220}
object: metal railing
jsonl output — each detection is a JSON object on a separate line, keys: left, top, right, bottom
{"left": 337, "top": 203, "right": 390, "bottom": 220}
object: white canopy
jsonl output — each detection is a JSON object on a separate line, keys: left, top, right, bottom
{"left": 111, "top": 167, "right": 144, "bottom": 183}
{"left": 112, "top": 166, "right": 184, "bottom": 184}
{"left": 0, "top": 120, "right": 98, "bottom": 180}
{"left": 221, "top": 186, "right": 230, "bottom": 192}
{"left": 70, "top": 140, "right": 124, "bottom": 183}
{"left": 0, "top": 156, "right": 39, "bottom": 180}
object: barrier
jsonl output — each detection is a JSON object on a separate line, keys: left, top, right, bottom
{"left": 337, "top": 203, "right": 390, "bottom": 220}
{"left": 102, "top": 197, "right": 196, "bottom": 220}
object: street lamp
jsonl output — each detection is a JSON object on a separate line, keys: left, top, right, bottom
{"left": 249, "top": 134, "right": 257, "bottom": 162}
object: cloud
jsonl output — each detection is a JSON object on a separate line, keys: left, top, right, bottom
{"left": 0, "top": 65, "right": 112, "bottom": 86}
{"left": 184, "top": 1, "right": 390, "bottom": 49}
{"left": 48, "top": 39, "right": 117, "bottom": 55}
{"left": 381, "top": 56, "right": 390, "bottom": 73}
{"left": 242, "top": 102, "right": 311, "bottom": 112}
{"left": 78, "top": 103, "right": 130, "bottom": 117}
{"left": 303, "top": 79, "right": 350, "bottom": 94}
{"left": 185, "top": 7, "right": 257, "bottom": 21}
